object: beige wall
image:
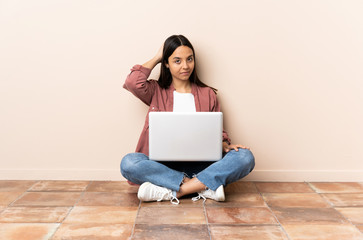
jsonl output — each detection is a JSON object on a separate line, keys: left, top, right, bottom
{"left": 1, "top": 0, "right": 362, "bottom": 181}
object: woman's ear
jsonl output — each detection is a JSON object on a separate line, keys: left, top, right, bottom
{"left": 165, "top": 62, "right": 169, "bottom": 68}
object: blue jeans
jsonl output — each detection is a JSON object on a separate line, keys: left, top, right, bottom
{"left": 120, "top": 149, "right": 255, "bottom": 191}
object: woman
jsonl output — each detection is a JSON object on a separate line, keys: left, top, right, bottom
{"left": 121, "top": 35, "right": 255, "bottom": 204}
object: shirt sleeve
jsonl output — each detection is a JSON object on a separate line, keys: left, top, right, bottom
{"left": 123, "top": 64, "right": 156, "bottom": 106}
{"left": 210, "top": 89, "right": 232, "bottom": 145}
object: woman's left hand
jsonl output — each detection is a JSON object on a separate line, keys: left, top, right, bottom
{"left": 223, "top": 142, "right": 250, "bottom": 153}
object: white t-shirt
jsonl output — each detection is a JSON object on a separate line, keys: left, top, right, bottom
{"left": 173, "top": 91, "right": 196, "bottom": 112}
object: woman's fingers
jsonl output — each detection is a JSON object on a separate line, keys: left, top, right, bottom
{"left": 155, "top": 44, "right": 164, "bottom": 62}
{"left": 237, "top": 144, "right": 250, "bottom": 150}
{"left": 224, "top": 144, "right": 251, "bottom": 153}
{"left": 231, "top": 144, "right": 251, "bottom": 151}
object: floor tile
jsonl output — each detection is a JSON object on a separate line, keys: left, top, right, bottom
{"left": 0, "top": 207, "right": 70, "bottom": 223}
{"left": 263, "top": 193, "right": 331, "bottom": 208}
{"left": 210, "top": 225, "right": 288, "bottom": 240}
{"left": 206, "top": 193, "right": 266, "bottom": 207}
{"left": 77, "top": 192, "right": 139, "bottom": 207}
{"left": 282, "top": 224, "right": 362, "bottom": 240}
{"left": 322, "top": 193, "right": 363, "bottom": 207}
{"left": 1, "top": 180, "right": 361, "bottom": 239}
{"left": 336, "top": 207, "right": 363, "bottom": 225}
{"left": 29, "top": 181, "right": 90, "bottom": 192}
{"left": 0, "top": 181, "right": 37, "bottom": 192}
{"left": 136, "top": 207, "right": 206, "bottom": 224}
{"left": 86, "top": 181, "right": 139, "bottom": 193}
{"left": 64, "top": 206, "right": 138, "bottom": 224}
{"left": 225, "top": 181, "right": 258, "bottom": 193}
{"left": 52, "top": 223, "right": 133, "bottom": 240}
{"left": 140, "top": 198, "right": 203, "bottom": 207}
{"left": 255, "top": 182, "right": 314, "bottom": 193}
{"left": 0, "top": 192, "right": 24, "bottom": 206}
{"left": 0, "top": 223, "right": 59, "bottom": 240}
{"left": 12, "top": 192, "right": 82, "bottom": 207}
{"left": 206, "top": 207, "right": 277, "bottom": 224}
{"left": 133, "top": 224, "right": 210, "bottom": 240}
{"left": 309, "top": 182, "right": 363, "bottom": 193}
{"left": 271, "top": 207, "right": 348, "bottom": 224}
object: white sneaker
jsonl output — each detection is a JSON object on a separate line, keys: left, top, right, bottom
{"left": 137, "top": 182, "right": 179, "bottom": 205}
{"left": 192, "top": 185, "right": 225, "bottom": 202}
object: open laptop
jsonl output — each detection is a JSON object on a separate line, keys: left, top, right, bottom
{"left": 149, "top": 112, "right": 223, "bottom": 161}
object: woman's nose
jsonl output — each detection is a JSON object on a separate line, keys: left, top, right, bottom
{"left": 182, "top": 61, "right": 189, "bottom": 69}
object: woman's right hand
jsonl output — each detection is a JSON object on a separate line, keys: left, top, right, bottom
{"left": 142, "top": 44, "right": 164, "bottom": 70}
{"left": 154, "top": 44, "right": 164, "bottom": 63}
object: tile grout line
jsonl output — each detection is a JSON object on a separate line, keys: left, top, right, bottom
{"left": 311, "top": 184, "right": 363, "bottom": 234}
{"left": 47, "top": 180, "right": 94, "bottom": 240}
{"left": 255, "top": 182, "right": 292, "bottom": 240}
{"left": 207, "top": 223, "right": 292, "bottom": 226}
{"left": 0, "top": 181, "right": 41, "bottom": 218}
{"left": 306, "top": 182, "right": 319, "bottom": 193}
{"left": 3, "top": 181, "right": 362, "bottom": 238}
{"left": 333, "top": 207, "right": 363, "bottom": 234}
{"left": 308, "top": 182, "right": 363, "bottom": 236}
{"left": 310, "top": 182, "right": 363, "bottom": 236}
{"left": 7, "top": 180, "right": 41, "bottom": 208}
{"left": 203, "top": 200, "right": 212, "bottom": 240}
{"left": 129, "top": 198, "right": 142, "bottom": 240}
{"left": 307, "top": 181, "right": 363, "bottom": 232}
{"left": 2, "top": 180, "right": 63, "bottom": 239}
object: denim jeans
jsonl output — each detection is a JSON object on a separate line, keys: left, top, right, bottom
{"left": 120, "top": 148, "right": 255, "bottom": 191}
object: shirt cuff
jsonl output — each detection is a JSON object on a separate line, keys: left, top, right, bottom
{"left": 131, "top": 64, "right": 152, "bottom": 76}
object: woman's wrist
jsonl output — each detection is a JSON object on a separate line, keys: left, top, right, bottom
{"left": 142, "top": 57, "right": 161, "bottom": 70}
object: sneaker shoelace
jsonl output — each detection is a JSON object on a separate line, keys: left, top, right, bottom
{"left": 170, "top": 196, "right": 180, "bottom": 205}
{"left": 155, "top": 188, "right": 180, "bottom": 205}
{"left": 192, "top": 193, "right": 207, "bottom": 203}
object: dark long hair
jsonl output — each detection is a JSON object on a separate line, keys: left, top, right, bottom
{"left": 158, "top": 35, "right": 217, "bottom": 94}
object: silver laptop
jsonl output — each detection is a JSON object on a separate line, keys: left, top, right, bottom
{"left": 149, "top": 112, "right": 223, "bottom": 161}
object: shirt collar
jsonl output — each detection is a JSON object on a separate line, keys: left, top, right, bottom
{"left": 167, "top": 82, "right": 197, "bottom": 96}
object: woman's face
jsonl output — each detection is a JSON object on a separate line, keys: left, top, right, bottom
{"left": 165, "top": 46, "right": 195, "bottom": 82}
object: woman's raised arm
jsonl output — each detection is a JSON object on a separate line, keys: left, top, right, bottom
{"left": 123, "top": 45, "right": 163, "bottom": 105}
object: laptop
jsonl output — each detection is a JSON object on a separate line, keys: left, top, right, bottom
{"left": 149, "top": 112, "right": 223, "bottom": 161}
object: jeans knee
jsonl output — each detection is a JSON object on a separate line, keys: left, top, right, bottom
{"left": 120, "top": 155, "right": 129, "bottom": 178}
{"left": 237, "top": 148, "right": 255, "bottom": 172}
{"left": 120, "top": 152, "right": 141, "bottom": 178}
{"left": 248, "top": 150, "right": 255, "bottom": 171}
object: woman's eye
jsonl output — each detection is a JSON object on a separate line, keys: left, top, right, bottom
{"left": 175, "top": 60, "right": 181, "bottom": 63}
{"left": 188, "top": 57, "right": 193, "bottom": 62}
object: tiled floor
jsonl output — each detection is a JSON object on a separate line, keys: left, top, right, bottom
{"left": 0, "top": 181, "right": 362, "bottom": 240}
